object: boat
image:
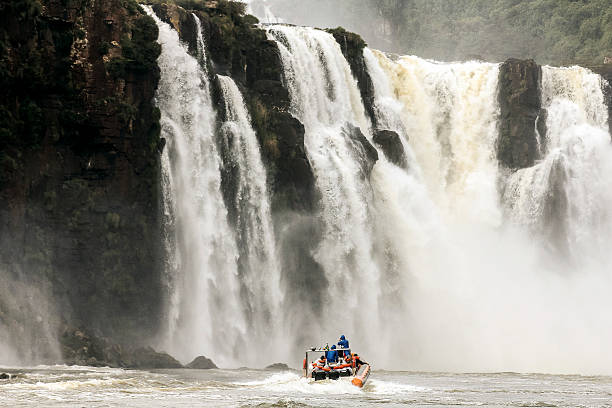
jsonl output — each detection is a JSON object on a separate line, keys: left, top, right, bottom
{"left": 303, "top": 347, "right": 371, "bottom": 388}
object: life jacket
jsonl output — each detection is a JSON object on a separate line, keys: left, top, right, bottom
{"left": 313, "top": 359, "right": 326, "bottom": 368}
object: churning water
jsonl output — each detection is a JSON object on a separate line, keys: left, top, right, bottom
{"left": 1, "top": 365, "right": 612, "bottom": 407}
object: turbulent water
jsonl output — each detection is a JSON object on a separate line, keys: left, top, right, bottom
{"left": 2, "top": 366, "right": 612, "bottom": 407}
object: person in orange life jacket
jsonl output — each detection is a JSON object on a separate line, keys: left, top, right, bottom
{"left": 326, "top": 345, "right": 338, "bottom": 363}
{"left": 337, "top": 334, "right": 350, "bottom": 357}
{"left": 312, "top": 355, "right": 326, "bottom": 369}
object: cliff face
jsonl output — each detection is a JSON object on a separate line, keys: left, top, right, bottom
{"left": 497, "top": 58, "right": 545, "bottom": 170}
{"left": 0, "top": 0, "right": 162, "bottom": 350}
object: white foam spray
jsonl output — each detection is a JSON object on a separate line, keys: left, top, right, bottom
{"left": 216, "top": 75, "right": 284, "bottom": 358}
{"left": 266, "top": 25, "right": 383, "bottom": 353}
{"left": 148, "top": 8, "right": 246, "bottom": 367}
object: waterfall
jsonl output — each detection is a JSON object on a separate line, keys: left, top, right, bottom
{"left": 192, "top": 12, "right": 208, "bottom": 72}
{"left": 364, "top": 51, "right": 612, "bottom": 372}
{"left": 216, "top": 75, "right": 284, "bottom": 358}
{"left": 368, "top": 51, "right": 502, "bottom": 225}
{"left": 148, "top": 8, "right": 246, "bottom": 367}
{"left": 504, "top": 66, "right": 612, "bottom": 258}
{"left": 149, "top": 8, "right": 285, "bottom": 366}
{"left": 149, "top": 6, "right": 612, "bottom": 373}
{"left": 266, "top": 25, "right": 383, "bottom": 351}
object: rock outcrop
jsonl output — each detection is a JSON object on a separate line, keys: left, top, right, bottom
{"left": 265, "top": 362, "right": 290, "bottom": 370}
{"left": 344, "top": 123, "right": 379, "bottom": 178}
{"left": 186, "top": 355, "right": 218, "bottom": 369}
{"left": 60, "top": 328, "right": 182, "bottom": 368}
{"left": 327, "top": 27, "right": 378, "bottom": 129}
{"left": 497, "top": 59, "right": 544, "bottom": 169}
{"left": 373, "top": 129, "right": 408, "bottom": 168}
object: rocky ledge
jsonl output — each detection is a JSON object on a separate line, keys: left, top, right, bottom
{"left": 61, "top": 328, "right": 182, "bottom": 368}
{"left": 497, "top": 58, "right": 546, "bottom": 170}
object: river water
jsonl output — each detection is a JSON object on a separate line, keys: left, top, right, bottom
{"left": 1, "top": 365, "right": 612, "bottom": 407}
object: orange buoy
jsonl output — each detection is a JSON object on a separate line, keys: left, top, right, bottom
{"left": 351, "top": 364, "right": 371, "bottom": 388}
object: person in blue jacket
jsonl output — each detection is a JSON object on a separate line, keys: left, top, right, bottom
{"left": 337, "top": 334, "right": 350, "bottom": 357}
{"left": 326, "top": 345, "right": 338, "bottom": 363}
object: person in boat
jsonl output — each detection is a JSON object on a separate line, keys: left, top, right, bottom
{"left": 312, "top": 355, "right": 326, "bottom": 369}
{"left": 352, "top": 353, "right": 368, "bottom": 370}
{"left": 337, "top": 334, "right": 350, "bottom": 357}
{"left": 326, "top": 344, "right": 338, "bottom": 364}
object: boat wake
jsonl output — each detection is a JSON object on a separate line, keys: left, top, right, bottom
{"left": 233, "top": 372, "right": 427, "bottom": 396}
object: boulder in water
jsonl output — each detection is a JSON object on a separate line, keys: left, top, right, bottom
{"left": 129, "top": 347, "right": 183, "bottom": 369}
{"left": 0, "top": 373, "right": 9, "bottom": 380}
{"left": 186, "top": 356, "right": 217, "bottom": 369}
{"left": 265, "top": 362, "right": 290, "bottom": 371}
{"left": 373, "top": 129, "right": 408, "bottom": 169}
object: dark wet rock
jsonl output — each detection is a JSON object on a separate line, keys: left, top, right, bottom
{"left": 373, "top": 129, "right": 408, "bottom": 169}
{"left": 60, "top": 328, "right": 182, "bottom": 369}
{"left": 129, "top": 347, "right": 183, "bottom": 369}
{"left": 187, "top": 356, "right": 218, "bottom": 369}
{"left": 327, "top": 27, "right": 378, "bottom": 128}
{"left": 0, "top": 373, "right": 9, "bottom": 380}
{"left": 265, "top": 363, "right": 290, "bottom": 370}
{"left": 0, "top": 0, "right": 163, "bottom": 346}
{"left": 344, "top": 123, "right": 379, "bottom": 178}
{"left": 497, "top": 58, "right": 543, "bottom": 169}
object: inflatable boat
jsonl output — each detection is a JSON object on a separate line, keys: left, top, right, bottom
{"left": 303, "top": 347, "right": 371, "bottom": 388}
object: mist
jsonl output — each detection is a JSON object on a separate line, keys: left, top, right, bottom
{"left": 0, "top": 269, "right": 61, "bottom": 366}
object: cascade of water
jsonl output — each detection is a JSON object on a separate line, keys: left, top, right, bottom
{"left": 151, "top": 5, "right": 612, "bottom": 373}
{"left": 362, "top": 48, "right": 451, "bottom": 363}
{"left": 504, "top": 66, "right": 612, "bottom": 258}
{"left": 192, "top": 13, "right": 208, "bottom": 73}
{"left": 216, "top": 75, "right": 284, "bottom": 359}
{"left": 265, "top": 25, "right": 382, "bottom": 350}
{"left": 147, "top": 8, "right": 246, "bottom": 367}
{"left": 366, "top": 50, "right": 612, "bottom": 373}
{"left": 369, "top": 51, "right": 502, "bottom": 226}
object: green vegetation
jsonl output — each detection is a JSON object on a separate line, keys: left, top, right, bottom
{"left": 107, "top": 15, "right": 161, "bottom": 78}
{"left": 265, "top": 0, "right": 612, "bottom": 65}
{"left": 140, "top": 0, "right": 246, "bottom": 15}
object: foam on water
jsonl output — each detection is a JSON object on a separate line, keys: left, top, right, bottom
{"left": 366, "top": 379, "right": 430, "bottom": 395}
